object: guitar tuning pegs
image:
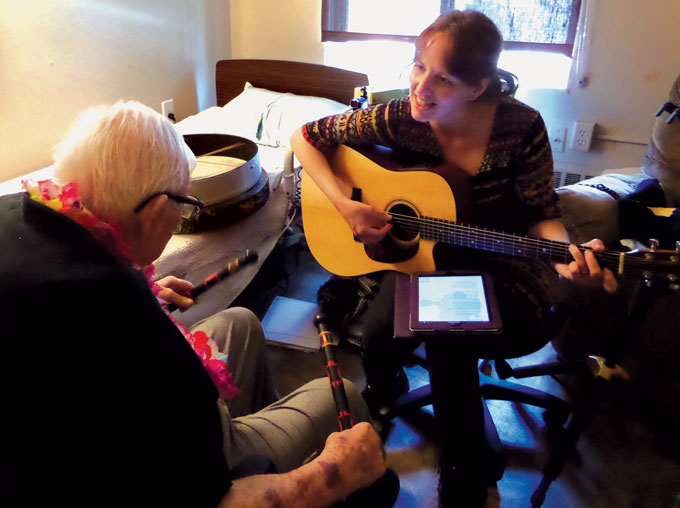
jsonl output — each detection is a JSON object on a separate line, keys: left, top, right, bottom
{"left": 676, "top": 240, "right": 680, "bottom": 252}
{"left": 649, "top": 238, "right": 660, "bottom": 251}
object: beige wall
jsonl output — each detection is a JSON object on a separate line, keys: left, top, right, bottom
{"left": 526, "top": 0, "right": 680, "bottom": 175}
{"left": 3, "top": 0, "right": 678, "bottom": 182}
{"left": 229, "top": 0, "right": 323, "bottom": 63}
{"left": 230, "top": 0, "right": 680, "bottom": 176}
{"left": 0, "top": 0, "right": 231, "bottom": 182}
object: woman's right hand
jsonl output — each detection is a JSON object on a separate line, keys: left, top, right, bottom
{"left": 290, "top": 128, "right": 392, "bottom": 244}
{"left": 338, "top": 198, "right": 392, "bottom": 244}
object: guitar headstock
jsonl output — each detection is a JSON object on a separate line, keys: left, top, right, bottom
{"left": 619, "top": 239, "right": 680, "bottom": 288}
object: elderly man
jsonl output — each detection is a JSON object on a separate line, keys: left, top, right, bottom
{"left": 0, "top": 101, "right": 387, "bottom": 508}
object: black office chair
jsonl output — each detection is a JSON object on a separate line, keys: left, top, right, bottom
{"left": 382, "top": 341, "right": 609, "bottom": 507}
{"left": 383, "top": 284, "right": 641, "bottom": 508}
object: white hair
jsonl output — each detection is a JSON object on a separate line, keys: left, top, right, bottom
{"left": 53, "top": 101, "right": 196, "bottom": 223}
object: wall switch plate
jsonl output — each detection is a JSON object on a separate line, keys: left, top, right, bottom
{"left": 161, "top": 99, "right": 175, "bottom": 122}
{"left": 572, "top": 121, "right": 595, "bottom": 151}
{"left": 549, "top": 126, "right": 566, "bottom": 153}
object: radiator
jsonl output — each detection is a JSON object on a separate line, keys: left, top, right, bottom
{"left": 553, "top": 169, "right": 593, "bottom": 188}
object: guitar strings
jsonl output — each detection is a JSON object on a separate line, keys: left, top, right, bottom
{"left": 389, "top": 213, "right": 573, "bottom": 260}
{"left": 387, "top": 212, "right": 651, "bottom": 270}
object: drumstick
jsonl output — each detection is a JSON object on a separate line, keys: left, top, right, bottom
{"left": 312, "top": 313, "right": 402, "bottom": 506}
{"left": 199, "top": 141, "right": 246, "bottom": 158}
{"left": 314, "top": 313, "right": 353, "bottom": 429}
{"left": 166, "top": 249, "right": 258, "bottom": 312}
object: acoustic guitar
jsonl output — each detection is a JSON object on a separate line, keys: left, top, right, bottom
{"left": 301, "top": 145, "right": 680, "bottom": 285}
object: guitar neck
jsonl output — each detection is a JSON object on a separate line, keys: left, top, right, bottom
{"left": 393, "top": 213, "right": 623, "bottom": 270}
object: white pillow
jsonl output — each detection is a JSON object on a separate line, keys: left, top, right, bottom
{"left": 175, "top": 82, "right": 349, "bottom": 147}
{"left": 219, "top": 83, "right": 285, "bottom": 143}
{"left": 259, "top": 91, "right": 349, "bottom": 147}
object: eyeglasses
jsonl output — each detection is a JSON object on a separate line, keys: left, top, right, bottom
{"left": 134, "top": 192, "right": 204, "bottom": 220}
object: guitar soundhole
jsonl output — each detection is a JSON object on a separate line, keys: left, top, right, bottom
{"left": 388, "top": 203, "right": 419, "bottom": 241}
{"left": 363, "top": 202, "right": 420, "bottom": 264}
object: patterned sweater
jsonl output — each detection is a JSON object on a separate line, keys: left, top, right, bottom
{"left": 302, "top": 95, "right": 560, "bottom": 235}
{"left": 302, "top": 95, "right": 563, "bottom": 325}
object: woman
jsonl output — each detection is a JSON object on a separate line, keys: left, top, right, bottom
{"left": 292, "top": 10, "right": 615, "bottom": 507}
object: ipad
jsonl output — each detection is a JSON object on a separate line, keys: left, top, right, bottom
{"left": 406, "top": 271, "right": 502, "bottom": 334}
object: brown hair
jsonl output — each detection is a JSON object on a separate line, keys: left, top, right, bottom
{"left": 416, "top": 10, "right": 514, "bottom": 99}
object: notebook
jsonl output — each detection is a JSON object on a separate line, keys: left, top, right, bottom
{"left": 261, "top": 296, "right": 321, "bottom": 352}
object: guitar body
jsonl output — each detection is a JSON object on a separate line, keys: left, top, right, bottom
{"left": 301, "top": 145, "right": 456, "bottom": 276}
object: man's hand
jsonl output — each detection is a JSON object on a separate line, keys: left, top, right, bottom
{"left": 155, "top": 275, "right": 195, "bottom": 310}
{"left": 555, "top": 238, "right": 618, "bottom": 293}
{"left": 315, "top": 422, "right": 387, "bottom": 493}
{"left": 219, "top": 422, "right": 387, "bottom": 508}
{"left": 338, "top": 199, "right": 392, "bottom": 244}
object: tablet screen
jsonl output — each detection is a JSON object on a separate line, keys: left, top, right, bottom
{"left": 405, "top": 271, "right": 502, "bottom": 334}
{"left": 418, "top": 274, "right": 490, "bottom": 323}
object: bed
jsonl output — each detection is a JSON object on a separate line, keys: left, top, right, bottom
{"left": 156, "top": 59, "right": 369, "bottom": 326}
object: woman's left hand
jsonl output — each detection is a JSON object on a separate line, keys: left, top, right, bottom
{"left": 554, "top": 238, "right": 618, "bottom": 293}
{"left": 156, "top": 275, "right": 195, "bottom": 310}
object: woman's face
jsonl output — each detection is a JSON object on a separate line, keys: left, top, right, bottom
{"left": 409, "top": 33, "right": 486, "bottom": 124}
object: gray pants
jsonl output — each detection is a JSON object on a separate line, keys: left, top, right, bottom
{"left": 191, "top": 307, "right": 371, "bottom": 473}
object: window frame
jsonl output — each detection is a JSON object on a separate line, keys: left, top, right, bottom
{"left": 321, "top": 0, "right": 581, "bottom": 57}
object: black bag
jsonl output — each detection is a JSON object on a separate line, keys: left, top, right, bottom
{"left": 316, "top": 272, "right": 387, "bottom": 348}
{"left": 618, "top": 178, "right": 680, "bottom": 249}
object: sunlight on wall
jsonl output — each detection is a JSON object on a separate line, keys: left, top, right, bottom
{"left": 324, "top": 41, "right": 414, "bottom": 90}
{"left": 324, "top": 41, "right": 571, "bottom": 93}
{"left": 347, "top": 0, "right": 439, "bottom": 36}
{"left": 499, "top": 51, "right": 571, "bottom": 96}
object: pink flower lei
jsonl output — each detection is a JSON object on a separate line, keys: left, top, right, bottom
{"left": 22, "top": 179, "right": 239, "bottom": 400}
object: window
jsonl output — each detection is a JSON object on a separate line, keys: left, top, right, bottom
{"left": 323, "top": 0, "right": 582, "bottom": 56}
{"left": 322, "top": 0, "right": 582, "bottom": 91}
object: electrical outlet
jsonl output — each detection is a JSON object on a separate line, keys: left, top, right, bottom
{"left": 571, "top": 121, "right": 595, "bottom": 152}
{"left": 161, "top": 99, "right": 175, "bottom": 123}
{"left": 549, "top": 126, "right": 566, "bottom": 153}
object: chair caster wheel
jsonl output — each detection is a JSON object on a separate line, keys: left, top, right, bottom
{"left": 479, "top": 359, "right": 493, "bottom": 376}
{"left": 494, "top": 359, "right": 514, "bottom": 379}
{"left": 542, "top": 407, "right": 568, "bottom": 428}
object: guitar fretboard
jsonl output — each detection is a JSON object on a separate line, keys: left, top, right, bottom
{"left": 389, "top": 212, "right": 643, "bottom": 275}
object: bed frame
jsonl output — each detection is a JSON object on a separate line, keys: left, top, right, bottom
{"left": 215, "top": 59, "right": 369, "bottom": 106}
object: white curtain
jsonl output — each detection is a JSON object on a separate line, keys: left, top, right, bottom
{"left": 568, "top": 0, "right": 593, "bottom": 91}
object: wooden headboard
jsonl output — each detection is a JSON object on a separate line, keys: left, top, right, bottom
{"left": 215, "top": 59, "right": 369, "bottom": 107}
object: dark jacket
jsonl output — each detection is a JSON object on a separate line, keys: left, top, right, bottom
{"left": 0, "top": 193, "right": 230, "bottom": 507}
